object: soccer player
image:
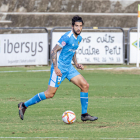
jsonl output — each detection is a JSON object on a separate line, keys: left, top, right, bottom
{"left": 18, "top": 15, "right": 98, "bottom": 121}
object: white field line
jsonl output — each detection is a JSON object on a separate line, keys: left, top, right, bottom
{"left": 0, "top": 70, "right": 50, "bottom": 73}
{"left": 0, "top": 67, "right": 140, "bottom": 73}
{"left": 0, "top": 70, "right": 23, "bottom": 73}
{"left": 85, "top": 67, "right": 140, "bottom": 70}
{"left": 26, "top": 70, "right": 50, "bottom": 72}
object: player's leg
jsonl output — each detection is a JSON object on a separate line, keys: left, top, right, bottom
{"left": 70, "top": 74, "right": 98, "bottom": 121}
{"left": 70, "top": 74, "right": 89, "bottom": 114}
{"left": 24, "top": 85, "right": 58, "bottom": 107}
{"left": 67, "top": 65, "right": 98, "bottom": 121}
{"left": 70, "top": 74, "right": 89, "bottom": 92}
{"left": 18, "top": 86, "right": 58, "bottom": 120}
{"left": 18, "top": 65, "right": 63, "bottom": 120}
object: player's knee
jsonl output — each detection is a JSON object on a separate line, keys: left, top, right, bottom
{"left": 49, "top": 93, "right": 55, "bottom": 98}
{"left": 82, "top": 82, "right": 89, "bottom": 90}
{"left": 44, "top": 91, "right": 55, "bottom": 98}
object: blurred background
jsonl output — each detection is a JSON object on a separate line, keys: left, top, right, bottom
{"left": 0, "top": 0, "right": 139, "bottom": 67}
{"left": 0, "top": 0, "right": 138, "bottom": 28}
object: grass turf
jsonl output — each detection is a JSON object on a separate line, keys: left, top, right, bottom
{"left": 0, "top": 67, "right": 140, "bottom": 140}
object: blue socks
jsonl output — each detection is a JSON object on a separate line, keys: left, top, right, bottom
{"left": 24, "top": 92, "right": 46, "bottom": 107}
{"left": 80, "top": 92, "right": 88, "bottom": 114}
{"left": 24, "top": 91, "right": 88, "bottom": 114}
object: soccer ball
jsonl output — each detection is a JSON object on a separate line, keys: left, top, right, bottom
{"left": 62, "top": 110, "right": 76, "bottom": 124}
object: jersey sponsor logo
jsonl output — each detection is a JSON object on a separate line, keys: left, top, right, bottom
{"left": 61, "top": 41, "right": 66, "bottom": 46}
{"left": 69, "top": 49, "right": 76, "bottom": 53}
{"left": 78, "top": 41, "right": 79, "bottom": 44}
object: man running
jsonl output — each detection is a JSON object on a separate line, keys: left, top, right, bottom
{"left": 18, "top": 15, "right": 98, "bottom": 122}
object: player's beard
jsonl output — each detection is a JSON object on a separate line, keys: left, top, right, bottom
{"left": 73, "top": 28, "right": 81, "bottom": 36}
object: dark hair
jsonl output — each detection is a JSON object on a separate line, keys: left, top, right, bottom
{"left": 72, "top": 15, "right": 84, "bottom": 26}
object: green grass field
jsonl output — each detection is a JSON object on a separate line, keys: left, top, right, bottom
{"left": 0, "top": 66, "right": 140, "bottom": 140}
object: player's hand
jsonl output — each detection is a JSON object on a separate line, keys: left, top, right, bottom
{"left": 76, "top": 64, "right": 84, "bottom": 70}
{"left": 54, "top": 67, "right": 62, "bottom": 77}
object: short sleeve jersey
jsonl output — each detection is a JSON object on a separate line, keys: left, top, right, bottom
{"left": 55, "top": 30, "right": 82, "bottom": 73}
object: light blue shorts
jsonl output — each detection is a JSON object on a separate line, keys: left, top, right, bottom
{"left": 48, "top": 65, "right": 80, "bottom": 87}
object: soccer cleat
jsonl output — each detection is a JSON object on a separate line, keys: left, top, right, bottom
{"left": 18, "top": 102, "right": 27, "bottom": 120}
{"left": 81, "top": 113, "right": 98, "bottom": 121}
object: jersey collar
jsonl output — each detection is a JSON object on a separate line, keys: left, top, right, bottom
{"left": 71, "top": 30, "right": 78, "bottom": 40}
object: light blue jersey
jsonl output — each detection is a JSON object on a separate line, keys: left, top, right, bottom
{"left": 49, "top": 30, "right": 82, "bottom": 87}
{"left": 56, "top": 30, "right": 82, "bottom": 73}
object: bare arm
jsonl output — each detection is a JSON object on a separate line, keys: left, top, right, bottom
{"left": 72, "top": 52, "right": 78, "bottom": 66}
{"left": 51, "top": 44, "right": 62, "bottom": 76}
{"left": 72, "top": 52, "right": 84, "bottom": 70}
{"left": 51, "top": 44, "right": 62, "bottom": 68}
